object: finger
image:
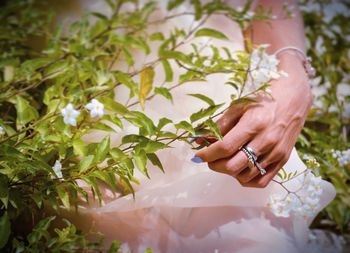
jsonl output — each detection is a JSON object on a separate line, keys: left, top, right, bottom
{"left": 240, "top": 160, "right": 283, "bottom": 188}
{"left": 240, "top": 141, "right": 295, "bottom": 188}
{"left": 207, "top": 151, "right": 248, "bottom": 176}
{"left": 216, "top": 103, "right": 246, "bottom": 136}
{"left": 207, "top": 131, "right": 278, "bottom": 176}
{"left": 237, "top": 131, "right": 285, "bottom": 183}
{"left": 194, "top": 104, "right": 246, "bottom": 145}
{"left": 194, "top": 113, "right": 267, "bottom": 162}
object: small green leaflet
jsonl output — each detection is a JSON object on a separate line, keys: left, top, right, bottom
{"left": 194, "top": 28, "right": 229, "bottom": 40}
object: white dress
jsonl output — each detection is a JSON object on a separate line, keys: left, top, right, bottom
{"left": 58, "top": 1, "right": 336, "bottom": 252}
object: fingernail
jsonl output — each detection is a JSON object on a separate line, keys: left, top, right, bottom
{"left": 191, "top": 156, "right": 204, "bottom": 163}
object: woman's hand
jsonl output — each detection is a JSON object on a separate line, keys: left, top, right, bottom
{"left": 193, "top": 55, "right": 313, "bottom": 188}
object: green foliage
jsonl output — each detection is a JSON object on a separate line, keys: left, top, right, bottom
{"left": 0, "top": 0, "right": 268, "bottom": 250}
{"left": 0, "top": 0, "right": 347, "bottom": 251}
{"left": 298, "top": 0, "right": 350, "bottom": 232}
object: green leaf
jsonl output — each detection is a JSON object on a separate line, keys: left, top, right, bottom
{"left": 190, "top": 0, "right": 202, "bottom": 20}
{"left": 133, "top": 150, "right": 149, "bottom": 178}
{"left": 100, "top": 97, "right": 129, "bottom": 115}
{"left": 175, "top": 120, "right": 195, "bottom": 135}
{"left": 107, "top": 240, "right": 121, "bottom": 253}
{"left": 126, "top": 111, "right": 156, "bottom": 135}
{"left": 230, "top": 97, "right": 256, "bottom": 105}
{"left": 143, "top": 140, "right": 169, "bottom": 153}
{"left": 139, "top": 66, "right": 155, "bottom": 109}
{"left": 73, "top": 138, "right": 87, "bottom": 156}
{"left": 147, "top": 153, "right": 164, "bottom": 172}
{"left": 160, "top": 50, "right": 192, "bottom": 65}
{"left": 92, "top": 170, "right": 117, "bottom": 192}
{"left": 194, "top": 28, "right": 229, "bottom": 40}
{"left": 110, "top": 147, "right": 128, "bottom": 161}
{"left": 114, "top": 71, "right": 138, "bottom": 98}
{"left": 45, "top": 59, "right": 69, "bottom": 79}
{"left": 122, "top": 48, "right": 134, "bottom": 66}
{"left": 144, "top": 248, "right": 154, "bottom": 253}
{"left": 122, "top": 134, "right": 148, "bottom": 144}
{"left": 157, "top": 117, "right": 172, "bottom": 130}
{"left": 79, "top": 155, "right": 95, "bottom": 173}
{"left": 167, "top": 0, "right": 185, "bottom": 10}
{"left": 15, "top": 96, "right": 39, "bottom": 126}
{"left": 154, "top": 87, "right": 173, "bottom": 102}
{"left": 92, "top": 122, "right": 116, "bottom": 132}
{"left": 161, "top": 60, "right": 173, "bottom": 82}
{"left": 57, "top": 186, "right": 70, "bottom": 209}
{"left": 0, "top": 212, "right": 10, "bottom": 249}
{"left": 94, "top": 136, "right": 110, "bottom": 163}
{"left": 150, "top": 32, "right": 165, "bottom": 41}
{"left": 204, "top": 119, "right": 223, "bottom": 140}
{"left": 188, "top": 93, "right": 215, "bottom": 106}
{"left": 103, "top": 114, "right": 123, "bottom": 129}
{"left": 190, "top": 104, "right": 224, "bottom": 123}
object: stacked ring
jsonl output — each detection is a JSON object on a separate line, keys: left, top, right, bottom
{"left": 240, "top": 145, "right": 266, "bottom": 176}
{"left": 241, "top": 148, "right": 256, "bottom": 170}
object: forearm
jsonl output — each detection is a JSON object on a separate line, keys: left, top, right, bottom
{"left": 248, "top": 0, "right": 306, "bottom": 53}
{"left": 247, "top": 0, "right": 312, "bottom": 97}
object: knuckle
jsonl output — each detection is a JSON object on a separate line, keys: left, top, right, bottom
{"left": 219, "top": 140, "right": 234, "bottom": 154}
{"left": 264, "top": 134, "right": 278, "bottom": 147}
{"left": 252, "top": 116, "right": 268, "bottom": 130}
{"left": 274, "top": 149, "right": 286, "bottom": 159}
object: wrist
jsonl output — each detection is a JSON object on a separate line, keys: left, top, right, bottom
{"left": 271, "top": 53, "right": 314, "bottom": 110}
{"left": 277, "top": 52, "right": 309, "bottom": 81}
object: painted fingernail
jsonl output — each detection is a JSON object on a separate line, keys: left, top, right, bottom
{"left": 191, "top": 156, "right": 204, "bottom": 163}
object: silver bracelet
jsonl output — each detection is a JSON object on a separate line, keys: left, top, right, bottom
{"left": 274, "top": 46, "right": 316, "bottom": 79}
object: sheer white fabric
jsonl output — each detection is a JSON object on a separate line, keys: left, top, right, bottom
{"left": 58, "top": 1, "right": 336, "bottom": 252}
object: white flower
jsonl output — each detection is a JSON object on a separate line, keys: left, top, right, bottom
{"left": 303, "top": 170, "right": 322, "bottom": 187}
{"left": 267, "top": 194, "right": 290, "bottom": 218}
{"left": 298, "top": 197, "right": 320, "bottom": 220}
{"left": 332, "top": 149, "right": 350, "bottom": 166}
{"left": 269, "top": 167, "right": 324, "bottom": 219}
{"left": 244, "top": 45, "right": 287, "bottom": 94}
{"left": 0, "top": 126, "right": 5, "bottom": 136}
{"left": 61, "top": 103, "right": 80, "bottom": 126}
{"left": 305, "top": 182, "right": 323, "bottom": 198}
{"left": 85, "top": 99, "right": 104, "bottom": 118}
{"left": 284, "top": 194, "right": 302, "bottom": 212}
{"left": 52, "top": 160, "right": 63, "bottom": 179}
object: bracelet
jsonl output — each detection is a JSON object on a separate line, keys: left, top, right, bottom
{"left": 274, "top": 46, "right": 316, "bottom": 79}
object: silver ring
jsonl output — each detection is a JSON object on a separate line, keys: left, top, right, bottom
{"left": 254, "top": 161, "right": 267, "bottom": 175}
{"left": 240, "top": 145, "right": 266, "bottom": 176}
{"left": 243, "top": 145, "right": 257, "bottom": 161}
{"left": 241, "top": 148, "right": 255, "bottom": 169}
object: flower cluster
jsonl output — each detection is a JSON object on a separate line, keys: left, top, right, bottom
{"left": 268, "top": 169, "right": 323, "bottom": 220}
{"left": 60, "top": 99, "right": 104, "bottom": 126}
{"left": 331, "top": 149, "right": 350, "bottom": 166}
{"left": 245, "top": 45, "right": 288, "bottom": 94}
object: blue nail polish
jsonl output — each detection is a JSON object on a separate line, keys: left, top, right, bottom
{"left": 191, "top": 156, "right": 204, "bottom": 163}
